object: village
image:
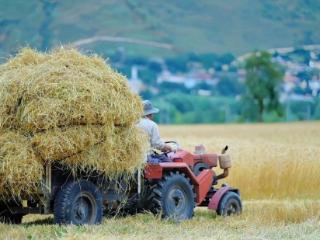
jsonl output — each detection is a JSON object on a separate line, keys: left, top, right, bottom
{"left": 109, "top": 45, "right": 320, "bottom": 123}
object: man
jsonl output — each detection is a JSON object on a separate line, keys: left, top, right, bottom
{"left": 137, "top": 100, "right": 172, "bottom": 153}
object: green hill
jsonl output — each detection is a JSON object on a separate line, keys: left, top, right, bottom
{"left": 0, "top": 0, "right": 320, "bottom": 58}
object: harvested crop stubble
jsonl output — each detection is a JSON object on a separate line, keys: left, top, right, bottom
{"left": 0, "top": 48, "right": 147, "bottom": 198}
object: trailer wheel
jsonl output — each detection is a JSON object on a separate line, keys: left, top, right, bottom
{"left": 54, "top": 180, "right": 103, "bottom": 225}
{"left": 150, "top": 172, "right": 195, "bottom": 221}
{"left": 0, "top": 211, "right": 24, "bottom": 224}
{"left": 217, "top": 191, "right": 242, "bottom": 216}
{"left": 0, "top": 202, "right": 24, "bottom": 224}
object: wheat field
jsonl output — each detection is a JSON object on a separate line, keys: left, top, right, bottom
{"left": 161, "top": 122, "right": 320, "bottom": 200}
{"left": 0, "top": 122, "right": 320, "bottom": 239}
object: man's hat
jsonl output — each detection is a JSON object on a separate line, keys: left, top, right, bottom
{"left": 143, "top": 100, "right": 159, "bottom": 116}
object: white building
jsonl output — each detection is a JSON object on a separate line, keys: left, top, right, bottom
{"left": 128, "top": 65, "right": 145, "bottom": 94}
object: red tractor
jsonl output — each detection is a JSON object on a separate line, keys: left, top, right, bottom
{"left": 0, "top": 143, "right": 242, "bottom": 224}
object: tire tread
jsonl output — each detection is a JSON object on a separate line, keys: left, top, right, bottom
{"left": 54, "top": 180, "right": 103, "bottom": 224}
{"left": 150, "top": 171, "right": 196, "bottom": 220}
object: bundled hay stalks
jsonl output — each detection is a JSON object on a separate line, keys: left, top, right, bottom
{"left": 63, "top": 126, "right": 147, "bottom": 177}
{"left": 0, "top": 48, "right": 142, "bottom": 132}
{"left": 0, "top": 131, "right": 43, "bottom": 197}
{"left": 0, "top": 48, "right": 147, "bottom": 198}
{"left": 31, "top": 125, "right": 107, "bottom": 161}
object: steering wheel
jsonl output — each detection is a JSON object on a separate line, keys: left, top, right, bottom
{"left": 165, "top": 141, "right": 180, "bottom": 152}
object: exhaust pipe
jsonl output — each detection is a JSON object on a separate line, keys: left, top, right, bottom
{"left": 216, "top": 168, "right": 229, "bottom": 180}
{"left": 221, "top": 145, "right": 228, "bottom": 154}
{"left": 216, "top": 145, "right": 230, "bottom": 180}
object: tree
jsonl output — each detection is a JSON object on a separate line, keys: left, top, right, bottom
{"left": 216, "top": 75, "right": 244, "bottom": 96}
{"left": 244, "top": 51, "right": 284, "bottom": 122}
{"left": 219, "top": 53, "right": 235, "bottom": 65}
{"left": 165, "top": 57, "right": 187, "bottom": 73}
{"left": 314, "top": 98, "right": 320, "bottom": 120}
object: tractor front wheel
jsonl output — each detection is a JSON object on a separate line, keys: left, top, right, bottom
{"left": 54, "top": 180, "right": 103, "bottom": 225}
{"left": 193, "top": 163, "right": 209, "bottom": 176}
{"left": 150, "top": 172, "right": 195, "bottom": 221}
{"left": 217, "top": 191, "right": 242, "bottom": 216}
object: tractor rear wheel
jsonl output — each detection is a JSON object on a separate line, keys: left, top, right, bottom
{"left": 217, "top": 191, "right": 242, "bottom": 216}
{"left": 54, "top": 180, "right": 103, "bottom": 225}
{"left": 150, "top": 171, "right": 195, "bottom": 221}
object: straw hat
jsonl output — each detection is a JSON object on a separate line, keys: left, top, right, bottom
{"left": 143, "top": 100, "right": 159, "bottom": 116}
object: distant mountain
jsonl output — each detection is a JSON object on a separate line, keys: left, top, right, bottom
{"left": 0, "top": 0, "right": 320, "bottom": 58}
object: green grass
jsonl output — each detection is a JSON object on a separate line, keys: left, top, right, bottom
{"left": 1, "top": 201, "right": 320, "bottom": 240}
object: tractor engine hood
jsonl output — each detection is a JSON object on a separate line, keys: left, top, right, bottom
{"left": 170, "top": 150, "right": 218, "bottom": 168}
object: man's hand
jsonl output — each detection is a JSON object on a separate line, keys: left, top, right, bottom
{"left": 162, "top": 144, "right": 173, "bottom": 153}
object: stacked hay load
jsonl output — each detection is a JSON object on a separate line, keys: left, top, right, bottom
{"left": 0, "top": 48, "right": 147, "bottom": 198}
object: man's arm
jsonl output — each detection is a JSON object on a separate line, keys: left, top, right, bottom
{"left": 150, "top": 123, "right": 172, "bottom": 152}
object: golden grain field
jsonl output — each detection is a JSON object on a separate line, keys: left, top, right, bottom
{"left": 0, "top": 122, "right": 319, "bottom": 240}
{"left": 161, "top": 122, "right": 320, "bottom": 199}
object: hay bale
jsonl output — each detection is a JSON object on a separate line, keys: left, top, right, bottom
{"left": 31, "top": 125, "right": 106, "bottom": 161}
{"left": 0, "top": 48, "right": 142, "bottom": 132}
{"left": 62, "top": 126, "right": 147, "bottom": 177}
{"left": 0, "top": 131, "right": 43, "bottom": 197}
{"left": 0, "top": 48, "right": 147, "bottom": 198}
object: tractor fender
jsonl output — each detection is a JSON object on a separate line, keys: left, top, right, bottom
{"left": 144, "top": 162, "right": 214, "bottom": 204}
{"left": 208, "top": 186, "right": 240, "bottom": 210}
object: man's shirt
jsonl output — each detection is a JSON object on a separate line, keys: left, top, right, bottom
{"left": 137, "top": 117, "right": 165, "bottom": 150}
